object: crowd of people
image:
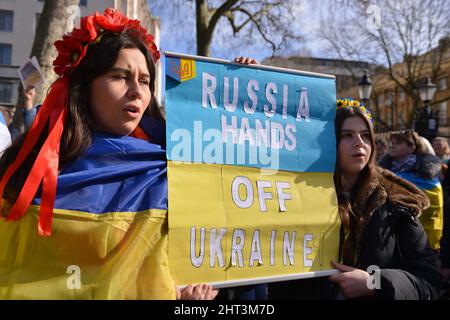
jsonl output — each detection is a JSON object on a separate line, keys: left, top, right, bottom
{"left": 0, "top": 9, "right": 449, "bottom": 300}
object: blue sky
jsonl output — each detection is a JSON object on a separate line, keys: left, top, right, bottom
{"left": 147, "top": 0, "right": 329, "bottom": 62}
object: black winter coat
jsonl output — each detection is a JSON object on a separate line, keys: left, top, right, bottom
{"left": 356, "top": 200, "right": 442, "bottom": 299}
{"left": 269, "top": 168, "right": 443, "bottom": 300}
{"left": 440, "top": 163, "right": 450, "bottom": 268}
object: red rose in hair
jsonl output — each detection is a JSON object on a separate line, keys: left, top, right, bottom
{"left": 145, "top": 34, "right": 160, "bottom": 61}
{"left": 53, "top": 35, "right": 88, "bottom": 75}
{"left": 78, "top": 15, "right": 98, "bottom": 42}
{"left": 53, "top": 8, "right": 160, "bottom": 76}
{"left": 53, "top": 16, "right": 97, "bottom": 75}
{"left": 94, "top": 8, "right": 129, "bottom": 32}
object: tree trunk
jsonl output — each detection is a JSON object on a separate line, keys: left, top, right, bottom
{"left": 11, "top": 0, "right": 79, "bottom": 133}
{"left": 196, "top": 0, "right": 212, "bottom": 56}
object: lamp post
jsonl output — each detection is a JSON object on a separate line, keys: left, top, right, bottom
{"left": 418, "top": 76, "right": 437, "bottom": 140}
{"left": 358, "top": 69, "right": 373, "bottom": 126}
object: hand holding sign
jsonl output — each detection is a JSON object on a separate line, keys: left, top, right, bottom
{"left": 176, "top": 283, "right": 219, "bottom": 300}
{"left": 329, "top": 261, "right": 375, "bottom": 298}
{"left": 23, "top": 86, "right": 36, "bottom": 111}
{"left": 234, "top": 56, "right": 258, "bottom": 65}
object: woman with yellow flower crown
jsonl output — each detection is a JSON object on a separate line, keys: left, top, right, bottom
{"left": 233, "top": 57, "right": 444, "bottom": 299}
{"left": 237, "top": 52, "right": 443, "bottom": 300}
{"left": 0, "top": 8, "right": 217, "bottom": 300}
{"left": 327, "top": 99, "right": 442, "bottom": 299}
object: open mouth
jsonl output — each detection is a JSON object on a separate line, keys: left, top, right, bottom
{"left": 122, "top": 105, "right": 141, "bottom": 119}
{"left": 123, "top": 106, "right": 138, "bottom": 113}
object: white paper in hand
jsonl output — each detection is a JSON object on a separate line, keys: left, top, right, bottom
{"left": 18, "top": 56, "right": 44, "bottom": 89}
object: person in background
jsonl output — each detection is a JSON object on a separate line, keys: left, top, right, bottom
{"left": 7, "top": 86, "right": 37, "bottom": 141}
{"left": 23, "top": 86, "right": 36, "bottom": 130}
{"left": 379, "top": 130, "right": 444, "bottom": 251}
{"left": 421, "top": 135, "right": 446, "bottom": 182}
{"left": 419, "top": 136, "right": 436, "bottom": 156}
{"left": 375, "top": 136, "right": 388, "bottom": 162}
{"left": 432, "top": 137, "right": 450, "bottom": 164}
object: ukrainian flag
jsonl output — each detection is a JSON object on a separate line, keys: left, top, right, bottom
{"left": 0, "top": 126, "right": 176, "bottom": 299}
{"left": 396, "top": 172, "right": 443, "bottom": 250}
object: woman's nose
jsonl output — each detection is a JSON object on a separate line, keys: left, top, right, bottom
{"left": 353, "top": 134, "right": 364, "bottom": 146}
{"left": 128, "top": 79, "right": 143, "bottom": 100}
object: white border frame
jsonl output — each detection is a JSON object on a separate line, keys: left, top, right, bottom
{"left": 164, "top": 51, "right": 336, "bottom": 80}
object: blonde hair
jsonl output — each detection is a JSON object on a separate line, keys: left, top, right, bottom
{"left": 418, "top": 136, "right": 436, "bottom": 155}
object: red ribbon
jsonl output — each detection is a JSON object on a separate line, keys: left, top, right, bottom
{"left": 130, "top": 125, "right": 152, "bottom": 142}
{"left": 0, "top": 75, "right": 69, "bottom": 236}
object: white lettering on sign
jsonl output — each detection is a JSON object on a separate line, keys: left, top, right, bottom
{"left": 231, "top": 177, "right": 292, "bottom": 213}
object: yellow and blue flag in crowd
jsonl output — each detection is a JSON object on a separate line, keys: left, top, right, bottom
{"left": 396, "top": 172, "right": 443, "bottom": 250}
{"left": 0, "top": 116, "right": 175, "bottom": 299}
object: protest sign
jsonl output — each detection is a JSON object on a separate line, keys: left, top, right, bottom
{"left": 18, "top": 56, "right": 43, "bottom": 89}
{"left": 165, "top": 52, "right": 340, "bottom": 287}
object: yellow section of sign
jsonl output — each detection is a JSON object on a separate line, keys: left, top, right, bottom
{"left": 179, "top": 59, "right": 196, "bottom": 82}
{"left": 168, "top": 161, "right": 340, "bottom": 285}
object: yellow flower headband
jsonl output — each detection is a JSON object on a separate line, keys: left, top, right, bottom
{"left": 336, "top": 98, "right": 373, "bottom": 122}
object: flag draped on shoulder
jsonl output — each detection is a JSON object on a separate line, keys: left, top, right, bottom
{"left": 0, "top": 129, "right": 175, "bottom": 299}
{"left": 396, "top": 171, "right": 443, "bottom": 250}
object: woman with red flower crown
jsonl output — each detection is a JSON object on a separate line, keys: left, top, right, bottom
{"left": 0, "top": 8, "right": 217, "bottom": 300}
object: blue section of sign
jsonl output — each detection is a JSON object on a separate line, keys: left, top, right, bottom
{"left": 165, "top": 58, "right": 182, "bottom": 82}
{"left": 165, "top": 55, "right": 336, "bottom": 172}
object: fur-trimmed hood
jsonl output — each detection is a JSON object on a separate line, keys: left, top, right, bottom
{"left": 344, "top": 167, "right": 431, "bottom": 267}
{"left": 356, "top": 167, "right": 430, "bottom": 219}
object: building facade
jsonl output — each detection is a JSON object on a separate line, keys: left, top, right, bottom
{"left": 0, "top": 0, "right": 161, "bottom": 123}
{"left": 341, "top": 41, "right": 450, "bottom": 138}
{"left": 261, "top": 56, "right": 378, "bottom": 97}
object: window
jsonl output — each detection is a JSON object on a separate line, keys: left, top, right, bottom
{"left": 0, "top": 81, "right": 13, "bottom": 103}
{"left": 438, "top": 78, "right": 447, "bottom": 91}
{"left": 80, "top": 0, "right": 87, "bottom": 6}
{"left": 385, "top": 93, "right": 393, "bottom": 106}
{"left": 387, "top": 110, "right": 392, "bottom": 126}
{"left": 439, "top": 101, "right": 448, "bottom": 126}
{"left": 0, "top": 43, "right": 12, "bottom": 65}
{"left": 0, "top": 10, "right": 13, "bottom": 32}
{"left": 377, "top": 94, "right": 384, "bottom": 105}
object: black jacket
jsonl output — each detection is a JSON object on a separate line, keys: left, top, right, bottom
{"left": 440, "top": 162, "right": 450, "bottom": 268}
{"left": 357, "top": 200, "right": 442, "bottom": 299}
{"left": 269, "top": 168, "right": 443, "bottom": 300}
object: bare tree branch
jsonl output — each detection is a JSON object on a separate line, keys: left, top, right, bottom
{"left": 317, "top": 0, "right": 450, "bottom": 128}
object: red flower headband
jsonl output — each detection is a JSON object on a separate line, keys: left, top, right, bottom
{"left": 54, "top": 8, "right": 160, "bottom": 75}
{"left": 0, "top": 8, "right": 160, "bottom": 236}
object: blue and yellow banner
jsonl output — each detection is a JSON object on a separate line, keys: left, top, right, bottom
{"left": 165, "top": 52, "right": 340, "bottom": 287}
